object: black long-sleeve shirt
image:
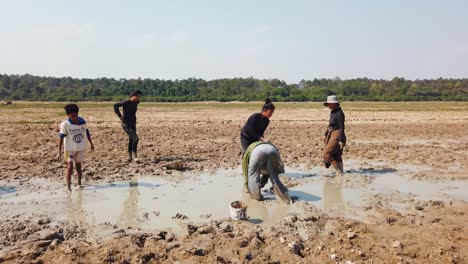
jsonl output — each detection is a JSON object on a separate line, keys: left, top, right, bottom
{"left": 240, "top": 113, "right": 270, "bottom": 141}
{"left": 114, "top": 100, "right": 139, "bottom": 126}
{"left": 329, "top": 107, "right": 346, "bottom": 141}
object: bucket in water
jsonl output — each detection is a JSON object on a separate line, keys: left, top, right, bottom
{"left": 230, "top": 201, "right": 247, "bottom": 220}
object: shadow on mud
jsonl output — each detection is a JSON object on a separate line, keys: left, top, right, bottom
{"left": 152, "top": 157, "right": 208, "bottom": 171}
{"left": 0, "top": 186, "right": 17, "bottom": 195}
{"left": 346, "top": 167, "right": 397, "bottom": 175}
{"left": 83, "top": 181, "right": 161, "bottom": 190}
{"left": 154, "top": 157, "right": 207, "bottom": 163}
{"left": 249, "top": 219, "right": 264, "bottom": 224}
{"left": 288, "top": 190, "right": 321, "bottom": 202}
{"left": 282, "top": 172, "right": 318, "bottom": 179}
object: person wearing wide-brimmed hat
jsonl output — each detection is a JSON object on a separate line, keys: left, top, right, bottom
{"left": 323, "top": 95, "right": 346, "bottom": 175}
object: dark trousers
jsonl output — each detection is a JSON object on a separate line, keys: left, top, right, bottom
{"left": 122, "top": 122, "right": 139, "bottom": 155}
{"left": 240, "top": 134, "right": 253, "bottom": 153}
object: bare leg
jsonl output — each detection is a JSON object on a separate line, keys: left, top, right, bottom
{"left": 66, "top": 162, "right": 73, "bottom": 192}
{"left": 76, "top": 162, "right": 82, "bottom": 186}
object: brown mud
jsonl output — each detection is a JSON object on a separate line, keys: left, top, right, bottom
{"left": 0, "top": 102, "right": 467, "bottom": 263}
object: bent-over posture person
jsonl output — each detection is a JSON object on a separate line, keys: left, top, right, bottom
{"left": 114, "top": 90, "right": 143, "bottom": 162}
{"left": 323, "top": 95, "right": 346, "bottom": 175}
{"left": 242, "top": 142, "right": 291, "bottom": 204}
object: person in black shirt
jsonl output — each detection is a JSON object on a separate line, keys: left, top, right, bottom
{"left": 240, "top": 98, "right": 275, "bottom": 152}
{"left": 323, "top": 95, "right": 346, "bottom": 175}
{"left": 114, "top": 90, "right": 143, "bottom": 162}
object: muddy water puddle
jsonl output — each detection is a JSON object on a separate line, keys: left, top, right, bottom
{"left": 64, "top": 171, "right": 303, "bottom": 232}
{"left": 0, "top": 186, "right": 16, "bottom": 195}
{"left": 1, "top": 164, "right": 468, "bottom": 234}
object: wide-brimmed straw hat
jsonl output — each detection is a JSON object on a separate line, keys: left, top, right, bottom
{"left": 323, "top": 95, "right": 339, "bottom": 106}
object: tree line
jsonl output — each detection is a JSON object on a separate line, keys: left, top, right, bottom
{"left": 0, "top": 74, "right": 466, "bottom": 102}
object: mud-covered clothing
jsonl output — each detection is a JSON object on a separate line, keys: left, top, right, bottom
{"left": 114, "top": 100, "right": 139, "bottom": 127}
{"left": 328, "top": 107, "right": 346, "bottom": 142}
{"left": 122, "top": 122, "right": 139, "bottom": 155}
{"left": 59, "top": 117, "right": 90, "bottom": 152}
{"left": 245, "top": 143, "right": 291, "bottom": 204}
{"left": 242, "top": 141, "right": 268, "bottom": 188}
{"left": 323, "top": 127, "right": 345, "bottom": 163}
{"left": 114, "top": 100, "right": 140, "bottom": 155}
{"left": 323, "top": 107, "right": 346, "bottom": 164}
{"left": 240, "top": 113, "right": 270, "bottom": 150}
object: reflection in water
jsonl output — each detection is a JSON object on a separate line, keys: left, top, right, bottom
{"left": 322, "top": 180, "right": 344, "bottom": 210}
{"left": 5, "top": 166, "right": 467, "bottom": 236}
{"left": 242, "top": 190, "right": 295, "bottom": 225}
{"left": 67, "top": 189, "right": 86, "bottom": 224}
{"left": 117, "top": 181, "right": 140, "bottom": 229}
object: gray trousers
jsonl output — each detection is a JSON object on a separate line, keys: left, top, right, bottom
{"left": 248, "top": 144, "right": 290, "bottom": 203}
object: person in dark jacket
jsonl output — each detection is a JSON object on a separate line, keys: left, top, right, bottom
{"left": 323, "top": 95, "right": 346, "bottom": 175}
{"left": 240, "top": 98, "right": 275, "bottom": 152}
{"left": 114, "top": 90, "right": 143, "bottom": 162}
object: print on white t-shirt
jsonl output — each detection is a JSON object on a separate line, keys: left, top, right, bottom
{"left": 59, "top": 118, "right": 88, "bottom": 152}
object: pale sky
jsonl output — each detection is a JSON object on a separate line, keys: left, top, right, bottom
{"left": 1, "top": 0, "right": 467, "bottom": 82}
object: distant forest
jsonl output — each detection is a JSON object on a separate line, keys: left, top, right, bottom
{"left": 0, "top": 74, "right": 467, "bottom": 102}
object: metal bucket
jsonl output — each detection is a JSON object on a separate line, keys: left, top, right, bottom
{"left": 229, "top": 201, "right": 247, "bottom": 220}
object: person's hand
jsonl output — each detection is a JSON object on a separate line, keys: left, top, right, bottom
{"left": 56, "top": 151, "right": 63, "bottom": 162}
{"left": 90, "top": 144, "right": 95, "bottom": 152}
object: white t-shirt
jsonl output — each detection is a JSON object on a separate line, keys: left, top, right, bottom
{"left": 59, "top": 117, "right": 89, "bottom": 152}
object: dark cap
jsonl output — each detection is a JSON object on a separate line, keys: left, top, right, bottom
{"left": 130, "top": 90, "right": 143, "bottom": 97}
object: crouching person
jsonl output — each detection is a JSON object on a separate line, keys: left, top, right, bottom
{"left": 242, "top": 142, "right": 291, "bottom": 204}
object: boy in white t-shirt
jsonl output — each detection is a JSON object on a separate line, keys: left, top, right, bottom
{"left": 57, "top": 103, "right": 95, "bottom": 192}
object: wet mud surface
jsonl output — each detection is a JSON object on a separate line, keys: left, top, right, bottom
{"left": 0, "top": 102, "right": 467, "bottom": 263}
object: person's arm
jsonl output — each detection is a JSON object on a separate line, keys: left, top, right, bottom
{"left": 113, "top": 101, "right": 124, "bottom": 120}
{"left": 86, "top": 129, "right": 95, "bottom": 151}
{"left": 57, "top": 138, "right": 64, "bottom": 161}
{"left": 244, "top": 114, "right": 262, "bottom": 141}
{"left": 57, "top": 123, "right": 66, "bottom": 161}
{"left": 336, "top": 111, "right": 345, "bottom": 144}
